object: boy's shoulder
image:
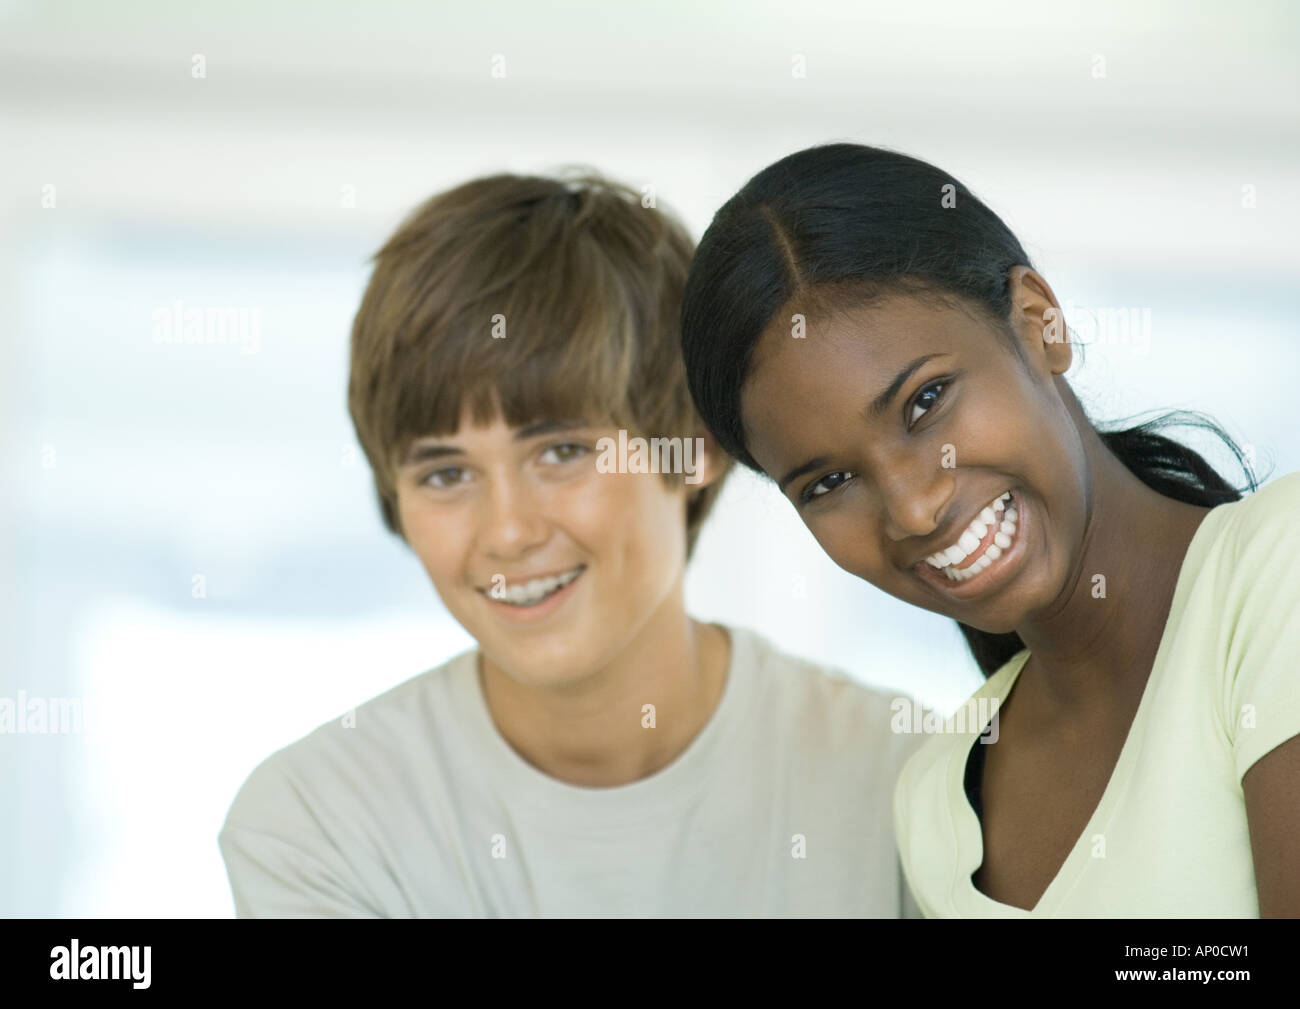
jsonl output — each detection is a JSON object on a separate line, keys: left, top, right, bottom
{"left": 216, "top": 650, "right": 484, "bottom": 917}
{"left": 736, "top": 622, "right": 912, "bottom": 706}
{"left": 221, "top": 647, "right": 478, "bottom": 833}
{"left": 729, "top": 624, "right": 923, "bottom": 768}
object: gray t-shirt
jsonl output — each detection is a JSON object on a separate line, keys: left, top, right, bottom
{"left": 218, "top": 624, "right": 923, "bottom": 917}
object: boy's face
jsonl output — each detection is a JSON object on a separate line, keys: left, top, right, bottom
{"left": 394, "top": 408, "right": 712, "bottom": 688}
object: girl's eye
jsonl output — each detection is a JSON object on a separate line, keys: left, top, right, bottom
{"left": 425, "top": 466, "right": 469, "bottom": 489}
{"left": 908, "top": 380, "right": 948, "bottom": 427}
{"left": 801, "top": 470, "right": 853, "bottom": 505}
{"left": 540, "top": 442, "right": 589, "bottom": 464}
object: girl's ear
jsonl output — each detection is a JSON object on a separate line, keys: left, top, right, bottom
{"left": 1008, "top": 265, "right": 1072, "bottom": 375}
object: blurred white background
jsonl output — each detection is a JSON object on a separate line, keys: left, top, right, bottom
{"left": 1, "top": 0, "right": 1296, "bottom": 916}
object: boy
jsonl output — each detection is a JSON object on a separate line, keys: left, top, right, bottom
{"left": 218, "top": 171, "right": 922, "bottom": 916}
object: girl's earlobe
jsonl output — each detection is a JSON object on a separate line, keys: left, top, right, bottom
{"left": 1043, "top": 320, "right": 1073, "bottom": 375}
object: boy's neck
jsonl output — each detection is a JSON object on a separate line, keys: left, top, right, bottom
{"left": 477, "top": 593, "right": 731, "bottom": 788}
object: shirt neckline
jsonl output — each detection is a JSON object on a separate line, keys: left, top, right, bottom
{"left": 453, "top": 623, "right": 753, "bottom": 824}
{"left": 949, "top": 496, "right": 1235, "bottom": 916}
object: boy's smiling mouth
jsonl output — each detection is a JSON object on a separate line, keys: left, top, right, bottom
{"left": 478, "top": 565, "right": 586, "bottom": 608}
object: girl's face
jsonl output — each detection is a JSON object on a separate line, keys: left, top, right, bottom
{"left": 740, "top": 274, "right": 1089, "bottom": 633}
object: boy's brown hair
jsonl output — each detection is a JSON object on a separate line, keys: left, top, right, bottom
{"left": 347, "top": 170, "right": 733, "bottom": 559}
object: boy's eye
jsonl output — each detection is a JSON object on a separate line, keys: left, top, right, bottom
{"left": 801, "top": 470, "right": 853, "bottom": 505}
{"left": 908, "top": 380, "right": 948, "bottom": 427}
{"left": 540, "top": 442, "right": 589, "bottom": 464}
{"left": 424, "top": 466, "right": 469, "bottom": 489}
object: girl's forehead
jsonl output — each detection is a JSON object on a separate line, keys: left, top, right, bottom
{"left": 753, "top": 300, "right": 974, "bottom": 391}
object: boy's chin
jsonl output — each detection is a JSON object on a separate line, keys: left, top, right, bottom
{"left": 480, "top": 632, "right": 600, "bottom": 688}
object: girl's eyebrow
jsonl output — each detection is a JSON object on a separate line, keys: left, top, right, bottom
{"left": 777, "top": 353, "right": 948, "bottom": 493}
{"left": 778, "top": 455, "right": 831, "bottom": 495}
{"left": 862, "top": 353, "right": 945, "bottom": 422}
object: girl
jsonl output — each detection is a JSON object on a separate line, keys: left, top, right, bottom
{"left": 679, "top": 143, "right": 1300, "bottom": 917}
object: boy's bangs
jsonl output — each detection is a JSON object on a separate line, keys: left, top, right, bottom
{"left": 385, "top": 263, "right": 642, "bottom": 467}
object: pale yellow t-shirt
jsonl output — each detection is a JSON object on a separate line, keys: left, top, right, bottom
{"left": 894, "top": 471, "right": 1300, "bottom": 917}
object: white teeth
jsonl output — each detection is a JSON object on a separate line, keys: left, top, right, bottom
{"left": 925, "top": 491, "right": 1018, "bottom": 582}
{"left": 494, "top": 567, "right": 583, "bottom": 606}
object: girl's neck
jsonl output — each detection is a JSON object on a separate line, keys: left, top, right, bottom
{"left": 1014, "top": 436, "right": 1213, "bottom": 716}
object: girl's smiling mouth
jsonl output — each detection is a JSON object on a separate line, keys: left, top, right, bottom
{"left": 912, "top": 488, "right": 1030, "bottom": 599}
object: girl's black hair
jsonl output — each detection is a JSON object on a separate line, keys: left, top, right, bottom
{"left": 680, "top": 142, "right": 1259, "bottom": 677}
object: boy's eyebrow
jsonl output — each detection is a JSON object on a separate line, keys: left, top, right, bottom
{"left": 400, "top": 419, "right": 590, "bottom": 467}
{"left": 401, "top": 443, "right": 460, "bottom": 468}
{"left": 515, "top": 419, "right": 589, "bottom": 440}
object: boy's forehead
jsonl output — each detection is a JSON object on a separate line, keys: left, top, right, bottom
{"left": 410, "top": 413, "right": 604, "bottom": 446}
{"left": 450, "top": 389, "right": 610, "bottom": 431}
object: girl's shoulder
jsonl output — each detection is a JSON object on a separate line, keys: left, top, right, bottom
{"left": 1226, "top": 470, "right": 1300, "bottom": 531}
{"left": 1197, "top": 472, "right": 1300, "bottom": 784}
{"left": 1208, "top": 471, "right": 1300, "bottom": 572}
